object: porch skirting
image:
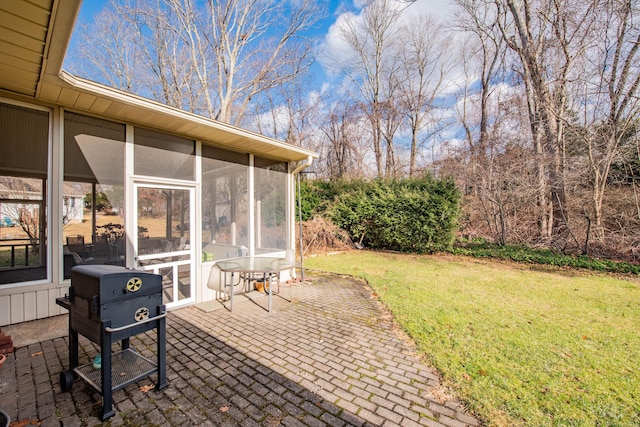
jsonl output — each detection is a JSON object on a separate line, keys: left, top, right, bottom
{"left": 0, "top": 283, "right": 68, "bottom": 327}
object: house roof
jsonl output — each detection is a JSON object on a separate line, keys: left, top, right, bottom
{"left": 0, "top": 0, "right": 317, "bottom": 163}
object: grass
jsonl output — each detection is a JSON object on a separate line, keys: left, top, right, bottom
{"left": 304, "top": 251, "right": 640, "bottom": 427}
{"left": 0, "top": 246, "right": 40, "bottom": 268}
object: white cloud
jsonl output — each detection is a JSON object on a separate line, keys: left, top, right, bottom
{"left": 311, "top": 0, "right": 467, "bottom": 166}
{"left": 317, "top": 0, "right": 458, "bottom": 75}
{"left": 319, "top": 10, "right": 358, "bottom": 71}
{"left": 349, "top": 0, "right": 457, "bottom": 19}
{"left": 406, "top": 0, "right": 456, "bottom": 22}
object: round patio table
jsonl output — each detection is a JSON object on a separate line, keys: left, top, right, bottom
{"left": 215, "top": 256, "right": 298, "bottom": 312}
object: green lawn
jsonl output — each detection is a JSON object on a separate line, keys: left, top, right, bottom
{"left": 0, "top": 246, "right": 39, "bottom": 268}
{"left": 304, "top": 251, "right": 640, "bottom": 427}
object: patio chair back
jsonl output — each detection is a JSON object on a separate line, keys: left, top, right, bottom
{"left": 66, "top": 235, "right": 86, "bottom": 258}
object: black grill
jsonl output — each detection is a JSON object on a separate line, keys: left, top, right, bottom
{"left": 56, "top": 265, "right": 168, "bottom": 421}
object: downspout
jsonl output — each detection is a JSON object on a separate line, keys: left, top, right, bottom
{"left": 292, "top": 156, "right": 314, "bottom": 175}
{"left": 292, "top": 156, "right": 314, "bottom": 281}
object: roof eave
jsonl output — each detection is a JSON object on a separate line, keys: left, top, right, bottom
{"left": 35, "top": 71, "right": 317, "bottom": 163}
{"left": 30, "top": 0, "right": 317, "bottom": 163}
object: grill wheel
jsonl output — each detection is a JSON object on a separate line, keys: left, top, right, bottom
{"left": 60, "top": 370, "right": 75, "bottom": 392}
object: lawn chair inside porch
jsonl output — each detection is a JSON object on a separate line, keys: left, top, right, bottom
{"left": 66, "top": 235, "right": 93, "bottom": 261}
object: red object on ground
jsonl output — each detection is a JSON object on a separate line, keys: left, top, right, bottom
{"left": 0, "top": 329, "right": 14, "bottom": 354}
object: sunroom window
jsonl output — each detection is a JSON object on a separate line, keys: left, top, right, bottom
{"left": 63, "top": 112, "right": 126, "bottom": 278}
{"left": 254, "top": 158, "right": 288, "bottom": 253}
{"left": 0, "top": 102, "right": 49, "bottom": 285}
{"left": 201, "top": 145, "right": 249, "bottom": 261}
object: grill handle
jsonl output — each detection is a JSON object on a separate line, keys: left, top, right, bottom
{"left": 104, "top": 313, "right": 167, "bottom": 333}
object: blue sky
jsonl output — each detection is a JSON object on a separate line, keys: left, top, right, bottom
{"left": 75, "top": 0, "right": 455, "bottom": 27}
{"left": 68, "top": 0, "right": 463, "bottom": 167}
{"left": 70, "top": 0, "right": 456, "bottom": 90}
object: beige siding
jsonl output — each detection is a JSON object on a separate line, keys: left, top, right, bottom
{"left": 36, "top": 289, "right": 49, "bottom": 318}
{"left": 48, "top": 288, "right": 66, "bottom": 318}
{"left": 0, "top": 295, "right": 9, "bottom": 325}
{"left": 10, "top": 294, "right": 24, "bottom": 324}
{"left": 0, "top": 285, "right": 67, "bottom": 326}
{"left": 23, "top": 292, "right": 36, "bottom": 322}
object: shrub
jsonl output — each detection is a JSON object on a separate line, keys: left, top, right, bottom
{"left": 296, "top": 180, "right": 321, "bottom": 221}
{"left": 452, "top": 241, "right": 640, "bottom": 274}
{"left": 324, "top": 176, "right": 461, "bottom": 253}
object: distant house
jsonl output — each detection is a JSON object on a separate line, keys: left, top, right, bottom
{"left": 0, "top": 1, "right": 316, "bottom": 326}
{"left": 62, "top": 183, "right": 85, "bottom": 224}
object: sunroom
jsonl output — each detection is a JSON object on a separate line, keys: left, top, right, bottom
{"left": 0, "top": 0, "right": 316, "bottom": 326}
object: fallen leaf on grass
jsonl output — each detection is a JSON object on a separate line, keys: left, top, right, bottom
{"left": 140, "top": 384, "right": 154, "bottom": 393}
{"left": 30, "top": 351, "right": 42, "bottom": 358}
{"left": 462, "top": 373, "right": 472, "bottom": 381}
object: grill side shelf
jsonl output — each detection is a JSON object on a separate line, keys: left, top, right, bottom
{"left": 74, "top": 349, "right": 157, "bottom": 393}
{"left": 55, "top": 295, "right": 71, "bottom": 311}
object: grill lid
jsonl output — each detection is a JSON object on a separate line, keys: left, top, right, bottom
{"left": 70, "top": 265, "right": 163, "bottom": 302}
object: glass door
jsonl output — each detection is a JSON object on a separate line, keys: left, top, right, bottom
{"left": 134, "top": 183, "right": 194, "bottom": 308}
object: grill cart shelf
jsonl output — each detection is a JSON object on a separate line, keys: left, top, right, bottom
{"left": 56, "top": 265, "right": 169, "bottom": 421}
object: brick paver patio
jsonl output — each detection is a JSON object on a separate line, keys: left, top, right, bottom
{"left": 0, "top": 272, "right": 481, "bottom": 426}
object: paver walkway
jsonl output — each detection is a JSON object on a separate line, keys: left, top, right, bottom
{"left": 0, "top": 272, "right": 481, "bottom": 426}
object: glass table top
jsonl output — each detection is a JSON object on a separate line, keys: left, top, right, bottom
{"left": 215, "top": 256, "right": 298, "bottom": 273}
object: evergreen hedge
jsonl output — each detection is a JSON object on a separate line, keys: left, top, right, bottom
{"left": 300, "top": 176, "right": 461, "bottom": 253}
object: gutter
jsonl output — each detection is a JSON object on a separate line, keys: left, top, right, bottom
{"left": 292, "top": 155, "right": 314, "bottom": 175}
{"left": 55, "top": 71, "right": 318, "bottom": 162}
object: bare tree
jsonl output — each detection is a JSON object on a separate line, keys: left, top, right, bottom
{"left": 317, "top": 98, "right": 366, "bottom": 179}
{"left": 121, "top": 0, "right": 193, "bottom": 109}
{"left": 209, "top": 0, "right": 321, "bottom": 125}
{"left": 572, "top": 0, "right": 640, "bottom": 242}
{"left": 492, "top": 0, "right": 598, "bottom": 239}
{"left": 326, "top": 0, "right": 407, "bottom": 177}
{"left": 0, "top": 177, "right": 46, "bottom": 250}
{"left": 253, "top": 73, "right": 321, "bottom": 150}
{"left": 454, "top": 0, "right": 511, "bottom": 243}
{"left": 455, "top": 0, "right": 506, "bottom": 157}
{"left": 67, "top": 0, "right": 322, "bottom": 126}
{"left": 397, "top": 14, "right": 453, "bottom": 176}
{"left": 300, "top": 86, "right": 370, "bottom": 180}
{"left": 68, "top": 1, "right": 141, "bottom": 92}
